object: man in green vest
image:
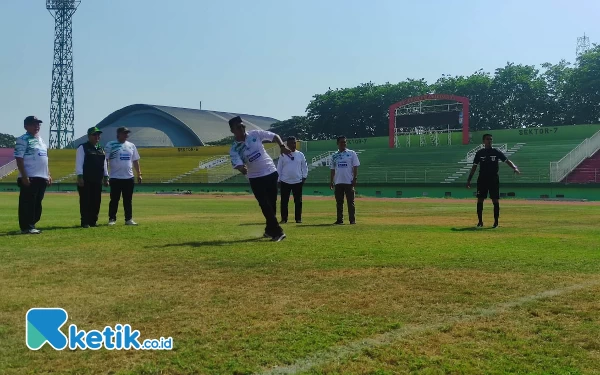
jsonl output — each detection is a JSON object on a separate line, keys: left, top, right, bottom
{"left": 76, "top": 127, "right": 109, "bottom": 228}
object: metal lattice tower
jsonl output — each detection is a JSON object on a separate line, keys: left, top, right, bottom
{"left": 47, "top": 0, "right": 81, "bottom": 149}
{"left": 576, "top": 33, "right": 590, "bottom": 58}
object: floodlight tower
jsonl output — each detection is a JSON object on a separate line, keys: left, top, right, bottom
{"left": 46, "top": 0, "right": 81, "bottom": 149}
{"left": 576, "top": 33, "right": 590, "bottom": 58}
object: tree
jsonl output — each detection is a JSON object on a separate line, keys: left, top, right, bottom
{"left": 488, "top": 63, "right": 548, "bottom": 129}
{"left": 269, "top": 116, "right": 312, "bottom": 140}
{"left": 432, "top": 70, "right": 494, "bottom": 131}
{"left": 305, "top": 79, "right": 430, "bottom": 139}
{"left": 540, "top": 60, "right": 574, "bottom": 125}
{"left": 566, "top": 44, "right": 600, "bottom": 124}
{"left": 0, "top": 133, "right": 16, "bottom": 148}
{"left": 205, "top": 136, "right": 234, "bottom": 146}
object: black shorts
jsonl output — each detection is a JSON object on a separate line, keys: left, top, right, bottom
{"left": 476, "top": 177, "right": 500, "bottom": 199}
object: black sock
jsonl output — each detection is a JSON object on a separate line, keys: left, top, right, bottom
{"left": 493, "top": 202, "right": 499, "bottom": 223}
{"left": 477, "top": 202, "right": 483, "bottom": 223}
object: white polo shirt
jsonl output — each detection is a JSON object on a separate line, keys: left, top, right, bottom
{"left": 277, "top": 150, "right": 308, "bottom": 184}
{"left": 230, "top": 130, "right": 278, "bottom": 179}
{"left": 14, "top": 133, "right": 49, "bottom": 179}
{"left": 105, "top": 140, "right": 140, "bottom": 179}
{"left": 330, "top": 149, "right": 360, "bottom": 185}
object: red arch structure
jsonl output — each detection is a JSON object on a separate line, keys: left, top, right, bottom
{"left": 388, "top": 94, "right": 470, "bottom": 148}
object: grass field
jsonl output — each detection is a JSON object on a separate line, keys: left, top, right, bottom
{"left": 1, "top": 193, "right": 600, "bottom": 375}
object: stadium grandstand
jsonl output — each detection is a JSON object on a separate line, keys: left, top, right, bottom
{"left": 1, "top": 124, "right": 600, "bottom": 186}
{"left": 70, "top": 104, "right": 279, "bottom": 148}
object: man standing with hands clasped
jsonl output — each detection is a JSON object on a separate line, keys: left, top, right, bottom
{"left": 105, "top": 127, "right": 142, "bottom": 226}
{"left": 14, "top": 116, "right": 52, "bottom": 234}
{"left": 330, "top": 136, "right": 360, "bottom": 225}
{"left": 76, "top": 126, "right": 109, "bottom": 228}
{"left": 277, "top": 136, "right": 308, "bottom": 224}
{"left": 229, "top": 116, "right": 292, "bottom": 241}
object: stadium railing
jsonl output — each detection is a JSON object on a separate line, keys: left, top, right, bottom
{"left": 0, "top": 160, "right": 17, "bottom": 180}
{"left": 550, "top": 129, "right": 600, "bottom": 182}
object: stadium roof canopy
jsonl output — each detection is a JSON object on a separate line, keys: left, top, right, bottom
{"left": 71, "top": 104, "right": 279, "bottom": 148}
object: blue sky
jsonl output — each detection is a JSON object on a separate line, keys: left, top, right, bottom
{"left": 1, "top": 0, "right": 598, "bottom": 139}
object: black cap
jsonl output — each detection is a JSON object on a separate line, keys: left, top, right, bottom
{"left": 228, "top": 116, "right": 243, "bottom": 127}
{"left": 24, "top": 116, "right": 43, "bottom": 126}
{"left": 117, "top": 127, "right": 131, "bottom": 134}
{"left": 87, "top": 126, "right": 102, "bottom": 135}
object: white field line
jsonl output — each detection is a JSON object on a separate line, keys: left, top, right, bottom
{"left": 259, "top": 279, "right": 600, "bottom": 375}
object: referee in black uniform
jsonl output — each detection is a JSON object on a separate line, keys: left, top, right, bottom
{"left": 467, "top": 133, "right": 520, "bottom": 228}
{"left": 76, "top": 127, "right": 109, "bottom": 228}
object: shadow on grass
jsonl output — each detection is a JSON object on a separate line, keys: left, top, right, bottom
{"left": 0, "top": 231, "right": 24, "bottom": 237}
{"left": 296, "top": 223, "right": 338, "bottom": 227}
{"left": 238, "top": 223, "right": 264, "bottom": 226}
{"left": 42, "top": 225, "right": 82, "bottom": 230}
{"left": 0, "top": 225, "right": 81, "bottom": 236}
{"left": 451, "top": 227, "right": 495, "bottom": 232}
{"left": 154, "top": 237, "right": 267, "bottom": 248}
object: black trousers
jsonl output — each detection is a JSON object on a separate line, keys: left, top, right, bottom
{"left": 335, "top": 184, "right": 356, "bottom": 223}
{"left": 280, "top": 181, "right": 303, "bottom": 221}
{"left": 17, "top": 177, "right": 47, "bottom": 231}
{"left": 249, "top": 172, "right": 283, "bottom": 236}
{"left": 109, "top": 178, "right": 134, "bottom": 221}
{"left": 78, "top": 181, "right": 103, "bottom": 226}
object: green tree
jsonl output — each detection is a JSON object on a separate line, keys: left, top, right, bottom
{"left": 269, "top": 116, "right": 312, "bottom": 140}
{"left": 0, "top": 133, "right": 16, "bottom": 148}
{"left": 488, "top": 63, "right": 548, "bottom": 129}
{"left": 566, "top": 44, "right": 600, "bottom": 124}
{"left": 432, "top": 70, "right": 494, "bottom": 131}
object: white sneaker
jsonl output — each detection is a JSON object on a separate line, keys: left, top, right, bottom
{"left": 125, "top": 220, "right": 138, "bottom": 226}
{"left": 271, "top": 233, "right": 286, "bottom": 242}
{"left": 21, "top": 229, "right": 41, "bottom": 234}
{"left": 108, "top": 220, "right": 116, "bottom": 226}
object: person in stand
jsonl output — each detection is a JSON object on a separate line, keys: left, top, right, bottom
{"left": 229, "top": 116, "right": 292, "bottom": 241}
{"left": 76, "top": 126, "right": 109, "bottom": 228}
{"left": 277, "top": 136, "right": 308, "bottom": 224}
{"left": 330, "top": 136, "right": 360, "bottom": 225}
{"left": 467, "top": 133, "right": 520, "bottom": 228}
{"left": 14, "top": 116, "right": 52, "bottom": 234}
{"left": 104, "top": 127, "right": 142, "bottom": 226}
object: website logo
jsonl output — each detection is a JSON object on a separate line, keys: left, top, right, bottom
{"left": 26, "top": 308, "right": 173, "bottom": 351}
{"left": 26, "top": 308, "right": 68, "bottom": 350}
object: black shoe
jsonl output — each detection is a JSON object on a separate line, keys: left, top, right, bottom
{"left": 492, "top": 222, "right": 499, "bottom": 228}
{"left": 263, "top": 232, "right": 271, "bottom": 238}
{"left": 350, "top": 221, "right": 356, "bottom": 225}
{"left": 89, "top": 223, "right": 98, "bottom": 227}
{"left": 280, "top": 219, "right": 287, "bottom": 224}
{"left": 272, "top": 233, "right": 286, "bottom": 242}
{"left": 81, "top": 224, "right": 90, "bottom": 228}
{"left": 334, "top": 221, "right": 344, "bottom": 225}
{"left": 296, "top": 220, "right": 302, "bottom": 224}
{"left": 476, "top": 222, "right": 484, "bottom": 228}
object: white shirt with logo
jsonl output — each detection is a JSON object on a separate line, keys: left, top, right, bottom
{"left": 230, "top": 130, "right": 278, "bottom": 179}
{"left": 277, "top": 150, "right": 308, "bottom": 184}
{"left": 330, "top": 149, "right": 360, "bottom": 185}
{"left": 105, "top": 140, "right": 140, "bottom": 179}
{"left": 14, "top": 133, "right": 49, "bottom": 179}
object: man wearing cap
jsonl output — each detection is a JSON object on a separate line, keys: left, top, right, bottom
{"left": 104, "top": 127, "right": 142, "bottom": 226}
{"left": 14, "top": 116, "right": 52, "bottom": 234}
{"left": 277, "top": 136, "right": 308, "bottom": 224}
{"left": 229, "top": 116, "right": 292, "bottom": 241}
{"left": 76, "top": 127, "right": 109, "bottom": 228}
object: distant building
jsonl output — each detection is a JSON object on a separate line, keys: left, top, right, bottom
{"left": 71, "top": 104, "right": 278, "bottom": 147}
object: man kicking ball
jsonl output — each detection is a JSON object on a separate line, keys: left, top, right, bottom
{"left": 467, "top": 133, "right": 520, "bottom": 228}
{"left": 229, "top": 116, "right": 292, "bottom": 241}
